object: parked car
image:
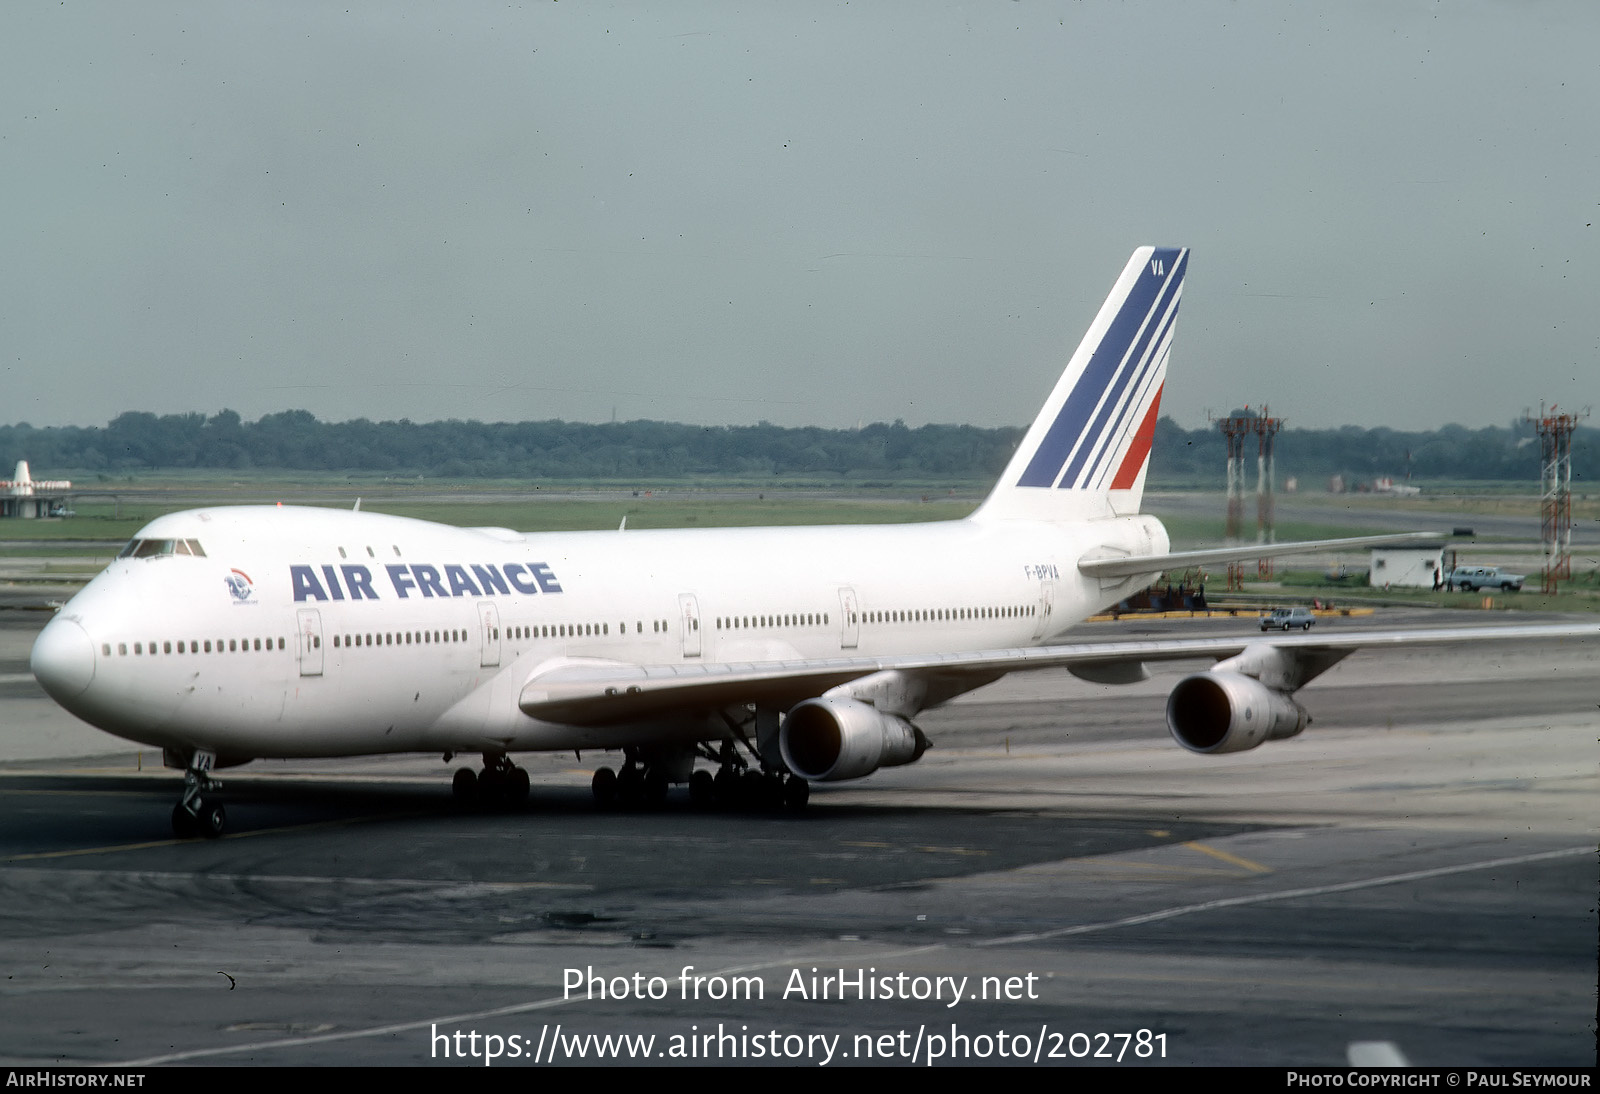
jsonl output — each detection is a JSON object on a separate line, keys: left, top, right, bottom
{"left": 1449, "top": 566, "right": 1524, "bottom": 592}
{"left": 1261, "top": 607, "right": 1316, "bottom": 631}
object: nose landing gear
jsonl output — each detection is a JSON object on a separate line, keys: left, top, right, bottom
{"left": 171, "top": 750, "right": 226, "bottom": 839}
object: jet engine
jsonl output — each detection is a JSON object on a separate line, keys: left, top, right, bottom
{"left": 1165, "top": 670, "right": 1309, "bottom": 754}
{"left": 779, "top": 696, "right": 929, "bottom": 781}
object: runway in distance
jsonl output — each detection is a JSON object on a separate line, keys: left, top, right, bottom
{"left": 29, "top": 247, "right": 1598, "bottom": 836}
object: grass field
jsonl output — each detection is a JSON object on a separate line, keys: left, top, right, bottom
{"left": 0, "top": 491, "right": 983, "bottom": 549}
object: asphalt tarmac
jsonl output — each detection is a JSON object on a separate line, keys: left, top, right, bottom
{"left": 0, "top": 607, "right": 1595, "bottom": 1067}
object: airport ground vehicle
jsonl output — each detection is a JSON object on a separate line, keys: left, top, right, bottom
{"left": 1449, "top": 566, "right": 1524, "bottom": 592}
{"left": 1261, "top": 607, "right": 1316, "bottom": 631}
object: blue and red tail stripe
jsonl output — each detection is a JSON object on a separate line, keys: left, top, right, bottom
{"left": 1015, "top": 247, "right": 1186, "bottom": 490}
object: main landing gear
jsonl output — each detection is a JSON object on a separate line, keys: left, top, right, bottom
{"left": 590, "top": 740, "right": 809, "bottom": 813}
{"left": 170, "top": 751, "right": 226, "bottom": 839}
{"left": 450, "top": 751, "right": 530, "bottom": 806}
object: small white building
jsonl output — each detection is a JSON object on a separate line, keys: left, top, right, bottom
{"left": 1368, "top": 540, "right": 1449, "bottom": 589}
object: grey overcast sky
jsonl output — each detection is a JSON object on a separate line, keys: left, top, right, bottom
{"left": 1, "top": 2, "right": 1595, "bottom": 432}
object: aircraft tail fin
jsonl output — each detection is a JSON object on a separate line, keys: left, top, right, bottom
{"left": 972, "top": 246, "right": 1186, "bottom": 523}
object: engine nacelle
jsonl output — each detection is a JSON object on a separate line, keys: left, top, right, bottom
{"left": 1166, "top": 670, "right": 1309, "bottom": 755}
{"left": 779, "top": 696, "right": 929, "bottom": 782}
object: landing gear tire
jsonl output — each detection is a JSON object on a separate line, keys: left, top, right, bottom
{"left": 689, "top": 769, "right": 715, "bottom": 808}
{"left": 200, "top": 801, "right": 226, "bottom": 839}
{"left": 741, "top": 770, "right": 768, "bottom": 807}
{"left": 171, "top": 804, "right": 196, "bottom": 839}
{"left": 452, "top": 767, "right": 478, "bottom": 803}
{"left": 476, "top": 768, "right": 504, "bottom": 801}
{"left": 592, "top": 766, "right": 618, "bottom": 806}
{"left": 783, "top": 775, "right": 810, "bottom": 811}
{"left": 508, "top": 766, "right": 530, "bottom": 803}
{"left": 712, "top": 767, "right": 740, "bottom": 806}
{"left": 616, "top": 763, "right": 645, "bottom": 806}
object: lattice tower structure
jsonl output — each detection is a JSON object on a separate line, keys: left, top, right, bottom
{"left": 1524, "top": 405, "right": 1587, "bottom": 593}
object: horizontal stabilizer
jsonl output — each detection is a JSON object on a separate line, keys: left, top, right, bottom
{"left": 1077, "top": 531, "right": 1456, "bottom": 579}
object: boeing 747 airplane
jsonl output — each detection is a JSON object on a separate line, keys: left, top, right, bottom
{"left": 30, "top": 247, "right": 1596, "bottom": 836}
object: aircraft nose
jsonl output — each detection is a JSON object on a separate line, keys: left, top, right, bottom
{"left": 31, "top": 617, "right": 97, "bottom": 700}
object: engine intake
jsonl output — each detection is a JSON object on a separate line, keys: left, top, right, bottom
{"left": 1166, "top": 670, "right": 1308, "bottom": 754}
{"left": 780, "top": 696, "right": 929, "bottom": 781}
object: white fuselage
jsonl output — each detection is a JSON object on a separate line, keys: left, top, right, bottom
{"left": 33, "top": 505, "right": 1165, "bottom": 761}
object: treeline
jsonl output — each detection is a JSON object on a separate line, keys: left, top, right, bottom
{"left": 1147, "top": 418, "right": 1596, "bottom": 485}
{"left": 0, "top": 411, "right": 1021, "bottom": 480}
{"left": 0, "top": 409, "right": 1592, "bottom": 483}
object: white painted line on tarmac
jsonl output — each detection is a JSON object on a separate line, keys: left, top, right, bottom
{"left": 976, "top": 845, "right": 1592, "bottom": 947}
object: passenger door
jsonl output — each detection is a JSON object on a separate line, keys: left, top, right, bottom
{"left": 296, "top": 608, "right": 323, "bottom": 677}
{"left": 478, "top": 601, "right": 502, "bottom": 668}
{"left": 678, "top": 593, "right": 701, "bottom": 658}
{"left": 838, "top": 586, "right": 860, "bottom": 649}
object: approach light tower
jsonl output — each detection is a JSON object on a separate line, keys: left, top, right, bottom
{"left": 1252, "top": 409, "right": 1284, "bottom": 577}
{"left": 1212, "top": 407, "right": 1284, "bottom": 588}
{"left": 1524, "top": 404, "right": 1588, "bottom": 594}
{"left": 1214, "top": 411, "right": 1250, "bottom": 590}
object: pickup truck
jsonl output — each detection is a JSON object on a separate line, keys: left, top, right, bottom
{"left": 1449, "top": 565, "right": 1525, "bottom": 592}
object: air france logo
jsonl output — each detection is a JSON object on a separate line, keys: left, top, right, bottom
{"left": 289, "top": 562, "right": 563, "bottom": 603}
{"left": 225, "top": 569, "right": 255, "bottom": 602}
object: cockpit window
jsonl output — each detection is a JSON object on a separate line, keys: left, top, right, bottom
{"left": 119, "top": 538, "right": 207, "bottom": 559}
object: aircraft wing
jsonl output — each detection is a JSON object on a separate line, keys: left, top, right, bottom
{"left": 518, "top": 621, "right": 1598, "bottom": 727}
{"left": 1078, "top": 531, "right": 1453, "bottom": 579}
